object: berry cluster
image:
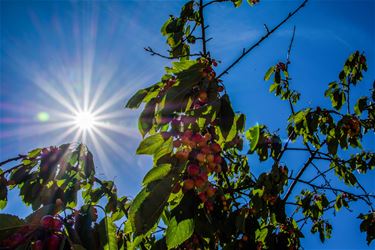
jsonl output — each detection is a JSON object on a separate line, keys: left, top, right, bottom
{"left": 0, "top": 215, "right": 63, "bottom": 250}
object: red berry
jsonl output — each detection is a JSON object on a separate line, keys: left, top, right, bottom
{"left": 183, "top": 179, "right": 195, "bottom": 191}
{"left": 196, "top": 153, "right": 206, "bottom": 163}
{"left": 210, "top": 143, "right": 221, "bottom": 153}
{"left": 194, "top": 177, "right": 206, "bottom": 189}
{"left": 175, "top": 150, "right": 190, "bottom": 161}
{"left": 206, "top": 187, "right": 216, "bottom": 197}
{"left": 199, "top": 192, "right": 207, "bottom": 202}
{"left": 187, "top": 164, "right": 200, "bottom": 176}
{"left": 53, "top": 218, "right": 63, "bottom": 231}
{"left": 40, "top": 215, "right": 55, "bottom": 229}
{"left": 217, "top": 86, "right": 224, "bottom": 92}
{"left": 173, "top": 140, "right": 182, "bottom": 148}
{"left": 198, "top": 91, "right": 208, "bottom": 103}
{"left": 191, "top": 134, "right": 204, "bottom": 144}
{"left": 214, "top": 155, "right": 222, "bottom": 164}
{"left": 46, "top": 234, "right": 60, "bottom": 249}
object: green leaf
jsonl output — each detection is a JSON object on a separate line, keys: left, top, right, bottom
{"left": 255, "top": 226, "right": 268, "bottom": 243}
{"left": 128, "top": 162, "right": 185, "bottom": 235}
{"left": 136, "top": 134, "right": 164, "bottom": 155}
{"left": 218, "top": 94, "right": 235, "bottom": 139}
{"left": 138, "top": 98, "right": 157, "bottom": 137}
{"left": 232, "top": 0, "right": 243, "bottom": 7}
{"left": 143, "top": 164, "right": 172, "bottom": 186}
{"left": 245, "top": 124, "right": 260, "bottom": 153}
{"left": 166, "top": 217, "right": 194, "bottom": 249}
{"left": 264, "top": 66, "right": 275, "bottom": 81}
{"left": 98, "top": 217, "right": 118, "bottom": 250}
{"left": 354, "top": 97, "right": 368, "bottom": 115}
{"left": 27, "top": 148, "right": 41, "bottom": 158}
{"left": 126, "top": 89, "right": 149, "bottom": 109}
{"left": 154, "top": 137, "right": 173, "bottom": 163}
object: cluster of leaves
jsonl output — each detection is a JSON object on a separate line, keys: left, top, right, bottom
{"left": 0, "top": 144, "right": 127, "bottom": 249}
{"left": 1, "top": 0, "right": 374, "bottom": 249}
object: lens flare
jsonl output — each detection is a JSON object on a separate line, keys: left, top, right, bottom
{"left": 74, "top": 111, "right": 96, "bottom": 131}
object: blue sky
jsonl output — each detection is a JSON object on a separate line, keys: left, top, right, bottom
{"left": 0, "top": 0, "right": 374, "bottom": 249}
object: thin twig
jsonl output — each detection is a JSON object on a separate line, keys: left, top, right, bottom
{"left": 283, "top": 145, "right": 321, "bottom": 201}
{"left": 217, "top": 0, "right": 308, "bottom": 79}
{"left": 144, "top": 47, "right": 200, "bottom": 59}
{"left": 199, "top": 0, "right": 207, "bottom": 56}
{"left": 0, "top": 154, "right": 26, "bottom": 167}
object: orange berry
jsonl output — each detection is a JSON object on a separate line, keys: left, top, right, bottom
{"left": 194, "top": 177, "right": 206, "bottom": 189}
{"left": 198, "top": 91, "right": 208, "bottom": 102}
{"left": 173, "top": 140, "right": 182, "bottom": 148}
{"left": 176, "top": 150, "right": 189, "bottom": 161}
{"left": 206, "top": 187, "right": 216, "bottom": 197}
{"left": 210, "top": 143, "right": 221, "bottom": 153}
{"left": 206, "top": 154, "right": 214, "bottom": 164}
{"left": 183, "top": 179, "right": 195, "bottom": 190}
{"left": 198, "top": 192, "right": 207, "bottom": 202}
{"left": 196, "top": 153, "right": 206, "bottom": 163}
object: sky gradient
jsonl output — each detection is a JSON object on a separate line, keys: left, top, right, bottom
{"left": 1, "top": 0, "right": 374, "bottom": 249}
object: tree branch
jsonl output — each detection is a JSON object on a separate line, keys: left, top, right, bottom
{"left": 199, "top": 0, "right": 208, "bottom": 56}
{"left": 0, "top": 154, "right": 26, "bottom": 167}
{"left": 217, "top": 0, "right": 308, "bottom": 79}
{"left": 283, "top": 144, "right": 320, "bottom": 201}
{"left": 144, "top": 47, "right": 200, "bottom": 59}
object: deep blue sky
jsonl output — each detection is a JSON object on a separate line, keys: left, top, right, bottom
{"left": 0, "top": 0, "right": 374, "bottom": 249}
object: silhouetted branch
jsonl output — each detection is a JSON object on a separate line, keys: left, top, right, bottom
{"left": 217, "top": 0, "right": 308, "bottom": 79}
{"left": 0, "top": 154, "right": 26, "bottom": 167}
{"left": 144, "top": 46, "right": 200, "bottom": 59}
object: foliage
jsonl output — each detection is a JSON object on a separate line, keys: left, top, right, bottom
{"left": 1, "top": 0, "right": 374, "bottom": 249}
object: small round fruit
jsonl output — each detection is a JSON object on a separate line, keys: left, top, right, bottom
{"left": 206, "top": 154, "right": 214, "bottom": 164}
{"left": 183, "top": 179, "right": 195, "bottom": 191}
{"left": 194, "top": 177, "right": 206, "bottom": 189}
{"left": 198, "top": 192, "right": 207, "bottom": 202}
{"left": 40, "top": 215, "right": 55, "bottom": 229}
{"left": 214, "top": 155, "right": 222, "bottom": 164}
{"left": 46, "top": 234, "right": 61, "bottom": 249}
{"left": 198, "top": 91, "right": 208, "bottom": 102}
{"left": 210, "top": 143, "right": 221, "bottom": 153}
{"left": 55, "top": 198, "right": 64, "bottom": 207}
{"left": 217, "top": 86, "right": 224, "bottom": 92}
{"left": 173, "top": 140, "right": 182, "bottom": 148}
{"left": 206, "top": 187, "right": 216, "bottom": 197}
{"left": 175, "top": 150, "right": 189, "bottom": 161}
{"left": 53, "top": 217, "right": 63, "bottom": 231}
{"left": 196, "top": 153, "right": 206, "bottom": 163}
{"left": 187, "top": 164, "right": 200, "bottom": 176}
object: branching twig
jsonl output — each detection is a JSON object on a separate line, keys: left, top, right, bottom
{"left": 217, "top": 0, "right": 308, "bottom": 79}
{"left": 283, "top": 145, "right": 321, "bottom": 201}
{"left": 288, "top": 177, "right": 375, "bottom": 208}
{"left": 144, "top": 47, "right": 200, "bottom": 59}
{"left": 0, "top": 154, "right": 26, "bottom": 167}
{"left": 199, "top": 0, "right": 207, "bottom": 56}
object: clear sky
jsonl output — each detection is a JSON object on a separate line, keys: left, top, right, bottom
{"left": 0, "top": 0, "right": 374, "bottom": 249}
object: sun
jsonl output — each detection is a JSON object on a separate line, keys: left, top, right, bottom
{"left": 74, "top": 111, "right": 96, "bottom": 131}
